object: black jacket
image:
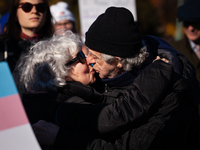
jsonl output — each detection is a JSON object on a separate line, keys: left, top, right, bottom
{"left": 54, "top": 60, "right": 183, "bottom": 150}
{"left": 0, "top": 36, "right": 32, "bottom": 72}
{"left": 54, "top": 36, "right": 199, "bottom": 150}
{"left": 22, "top": 93, "right": 61, "bottom": 124}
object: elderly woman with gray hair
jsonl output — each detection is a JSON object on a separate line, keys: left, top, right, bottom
{"left": 16, "top": 30, "right": 98, "bottom": 124}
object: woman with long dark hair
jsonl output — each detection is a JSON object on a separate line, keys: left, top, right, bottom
{"left": 0, "top": 0, "right": 54, "bottom": 72}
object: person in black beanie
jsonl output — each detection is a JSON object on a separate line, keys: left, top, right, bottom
{"left": 33, "top": 7, "right": 199, "bottom": 150}
{"left": 82, "top": 7, "right": 199, "bottom": 149}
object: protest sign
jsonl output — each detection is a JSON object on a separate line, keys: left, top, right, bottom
{"left": 78, "top": 0, "right": 137, "bottom": 41}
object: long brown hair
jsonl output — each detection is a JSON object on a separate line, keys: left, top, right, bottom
{"left": 1, "top": 0, "right": 54, "bottom": 40}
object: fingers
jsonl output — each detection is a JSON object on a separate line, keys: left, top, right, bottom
{"left": 153, "top": 56, "right": 160, "bottom": 62}
{"left": 153, "top": 56, "right": 169, "bottom": 63}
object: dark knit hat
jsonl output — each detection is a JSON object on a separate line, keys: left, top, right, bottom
{"left": 85, "top": 7, "right": 142, "bottom": 58}
{"left": 177, "top": 0, "right": 200, "bottom": 22}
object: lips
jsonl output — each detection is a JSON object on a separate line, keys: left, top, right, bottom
{"left": 90, "top": 68, "right": 96, "bottom": 73}
{"left": 29, "top": 17, "right": 39, "bottom": 20}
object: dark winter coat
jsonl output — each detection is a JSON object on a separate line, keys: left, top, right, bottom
{"left": 22, "top": 92, "right": 60, "bottom": 124}
{"left": 0, "top": 36, "right": 32, "bottom": 72}
{"left": 170, "top": 36, "right": 200, "bottom": 83}
{"left": 54, "top": 60, "right": 177, "bottom": 150}
{"left": 54, "top": 36, "right": 200, "bottom": 150}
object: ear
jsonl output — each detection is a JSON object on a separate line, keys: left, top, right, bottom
{"left": 115, "top": 56, "right": 123, "bottom": 68}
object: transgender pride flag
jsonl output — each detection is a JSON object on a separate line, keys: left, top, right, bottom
{"left": 0, "top": 62, "right": 41, "bottom": 150}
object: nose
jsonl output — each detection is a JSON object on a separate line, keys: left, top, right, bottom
{"left": 82, "top": 45, "right": 96, "bottom": 66}
{"left": 187, "top": 25, "right": 195, "bottom": 31}
{"left": 60, "top": 24, "right": 67, "bottom": 29}
{"left": 86, "top": 54, "right": 96, "bottom": 66}
{"left": 31, "top": 5, "right": 37, "bottom": 13}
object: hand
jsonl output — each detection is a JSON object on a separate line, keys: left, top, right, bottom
{"left": 32, "top": 120, "right": 59, "bottom": 145}
{"left": 153, "top": 56, "right": 169, "bottom": 63}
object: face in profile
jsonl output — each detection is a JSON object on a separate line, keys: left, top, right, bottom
{"left": 66, "top": 50, "right": 96, "bottom": 85}
{"left": 87, "top": 49, "right": 123, "bottom": 79}
{"left": 16, "top": 0, "right": 47, "bottom": 34}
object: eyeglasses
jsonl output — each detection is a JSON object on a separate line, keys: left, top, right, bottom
{"left": 18, "top": 2, "right": 47, "bottom": 13}
{"left": 66, "top": 51, "right": 86, "bottom": 66}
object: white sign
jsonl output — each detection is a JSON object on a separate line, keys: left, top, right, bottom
{"left": 78, "top": 0, "right": 137, "bottom": 41}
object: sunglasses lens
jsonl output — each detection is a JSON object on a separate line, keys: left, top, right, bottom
{"left": 19, "top": 3, "right": 47, "bottom": 13}
{"left": 65, "top": 51, "right": 86, "bottom": 66}
{"left": 78, "top": 51, "right": 86, "bottom": 64}
{"left": 21, "top": 3, "right": 33, "bottom": 12}
{"left": 36, "top": 3, "right": 47, "bottom": 13}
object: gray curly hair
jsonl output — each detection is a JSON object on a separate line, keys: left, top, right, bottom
{"left": 101, "top": 41, "right": 149, "bottom": 71}
{"left": 17, "top": 31, "right": 82, "bottom": 92}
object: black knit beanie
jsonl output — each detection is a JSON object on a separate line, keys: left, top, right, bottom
{"left": 85, "top": 7, "right": 142, "bottom": 58}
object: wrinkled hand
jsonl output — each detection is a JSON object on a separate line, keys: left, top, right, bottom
{"left": 153, "top": 56, "right": 169, "bottom": 63}
{"left": 32, "top": 120, "right": 59, "bottom": 145}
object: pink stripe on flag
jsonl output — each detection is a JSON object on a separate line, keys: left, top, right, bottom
{"left": 0, "top": 94, "right": 29, "bottom": 131}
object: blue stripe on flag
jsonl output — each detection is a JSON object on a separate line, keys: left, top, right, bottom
{"left": 0, "top": 62, "right": 18, "bottom": 98}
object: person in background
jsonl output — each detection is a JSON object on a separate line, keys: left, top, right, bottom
{"left": 0, "top": 0, "right": 54, "bottom": 98}
{"left": 0, "top": 0, "right": 54, "bottom": 72}
{"left": 170, "top": 0, "right": 200, "bottom": 83}
{"left": 50, "top": 1, "right": 77, "bottom": 33}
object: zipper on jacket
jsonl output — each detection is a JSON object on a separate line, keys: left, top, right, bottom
{"left": 104, "top": 84, "right": 108, "bottom": 92}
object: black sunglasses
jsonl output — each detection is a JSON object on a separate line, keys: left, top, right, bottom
{"left": 18, "top": 2, "right": 47, "bottom": 13}
{"left": 66, "top": 51, "right": 86, "bottom": 66}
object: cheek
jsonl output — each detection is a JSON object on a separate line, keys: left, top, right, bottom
{"left": 183, "top": 27, "right": 189, "bottom": 34}
{"left": 66, "top": 23, "right": 73, "bottom": 30}
{"left": 54, "top": 25, "right": 61, "bottom": 31}
{"left": 95, "top": 60, "right": 103, "bottom": 69}
{"left": 39, "top": 13, "right": 46, "bottom": 26}
{"left": 96, "top": 61, "right": 107, "bottom": 72}
{"left": 76, "top": 64, "right": 90, "bottom": 77}
{"left": 79, "top": 66, "right": 94, "bottom": 85}
{"left": 17, "top": 11, "right": 25, "bottom": 25}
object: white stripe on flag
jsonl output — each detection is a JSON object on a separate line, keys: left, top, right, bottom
{"left": 0, "top": 123, "right": 41, "bottom": 150}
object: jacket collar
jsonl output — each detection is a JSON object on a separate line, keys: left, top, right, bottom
{"left": 101, "top": 47, "right": 154, "bottom": 88}
{"left": 101, "top": 70, "right": 136, "bottom": 87}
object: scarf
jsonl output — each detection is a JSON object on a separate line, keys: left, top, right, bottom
{"left": 21, "top": 32, "right": 39, "bottom": 41}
